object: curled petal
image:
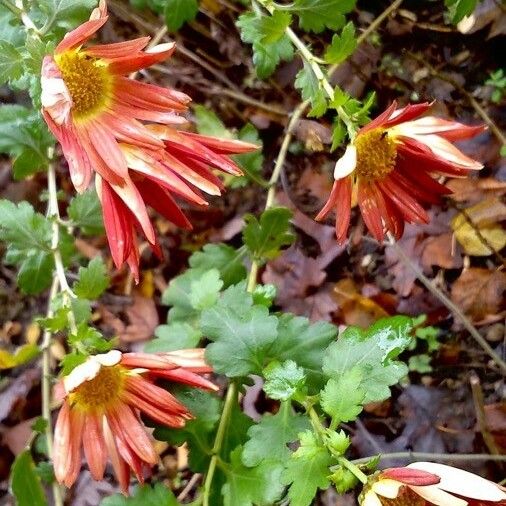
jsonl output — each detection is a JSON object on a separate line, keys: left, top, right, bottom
{"left": 182, "top": 132, "right": 259, "bottom": 154}
{"left": 382, "top": 467, "right": 440, "bottom": 486}
{"left": 108, "top": 42, "right": 176, "bottom": 75}
{"left": 333, "top": 145, "right": 357, "bottom": 180}
{"left": 394, "top": 116, "right": 486, "bottom": 141}
{"left": 85, "top": 37, "right": 150, "bottom": 59}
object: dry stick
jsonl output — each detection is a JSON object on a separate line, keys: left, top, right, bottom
{"left": 470, "top": 373, "right": 503, "bottom": 460}
{"left": 352, "top": 452, "right": 506, "bottom": 465}
{"left": 387, "top": 234, "right": 506, "bottom": 374}
{"left": 177, "top": 473, "right": 202, "bottom": 501}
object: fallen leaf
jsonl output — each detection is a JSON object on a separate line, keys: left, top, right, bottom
{"left": 0, "top": 344, "right": 39, "bottom": 370}
{"left": 0, "top": 369, "right": 39, "bottom": 422}
{"left": 451, "top": 197, "right": 506, "bottom": 256}
{"left": 2, "top": 418, "right": 34, "bottom": 455}
{"left": 121, "top": 296, "right": 159, "bottom": 343}
{"left": 421, "top": 233, "right": 463, "bottom": 270}
{"left": 483, "top": 403, "right": 506, "bottom": 453}
{"left": 447, "top": 177, "right": 506, "bottom": 204}
{"left": 451, "top": 268, "right": 506, "bottom": 322}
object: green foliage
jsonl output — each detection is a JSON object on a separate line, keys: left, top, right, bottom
{"left": 68, "top": 189, "right": 104, "bottom": 235}
{"left": 10, "top": 451, "right": 47, "bottom": 506}
{"left": 164, "top": 0, "right": 198, "bottom": 31}
{"left": 221, "top": 447, "right": 285, "bottom": 506}
{"left": 256, "top": 10, "right": 292, "bottom": 44}
{"left": 485, "top": 69, "right": 506, "bottom": 104}
{"left": 445, "top": 0, "right": 478, "bottom": 23}
{"left": 290, "top": 0, "right": 355, "bottom": 33}
{"left": 68, "top": 322, "right": 113, "bottom": 355}
{"left": 282, "top": 431, "right": 332, "bottom": 506}
{"left": 74, "top": 257, "right": 109, "bottom": 299}
{"left": 294, "top": 62, "right": 329, "bottom": 117}
{"left": 324, "top": 22, "right": 356, "bottom": 64}
{"left": 0, "top": 41, "right": 23, "bottom": 84}
{"left": 236, "top": 12, "right": 294, "bottom": 78}
{"left": 323, "top": 316, "right": 414, "bottom": 403}
{"left": 30, "top": 0, "right": 97, "bottom": 34}
{"left": 242, "top": 207, "right": 295, "bottom": 263}
{"left": 263, "top": 360, "right": 306, "bottom": 401}
{"left": 101, "top": 483, "right": 178, "bottom": 506}
{"left": 242, "top": 402, "right": 310, "bottom": 466}
{"left": 145, "top": 321, "right": 201, "bottom": 352}
{"left": 0, "top": 105, "right": 54, "bottom": 179}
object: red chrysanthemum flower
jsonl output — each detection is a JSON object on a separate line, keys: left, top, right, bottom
{"left": 361, "top": 462, "right": 506, "bottom": 506}
{"left": 316, "top": 102, "right": 486, "bottom": 243}
{"left": 53, "top": 349, "right": 217, "bottom": 493}
{"left": 41, "top": 0, "right": 257, "bottom": 279}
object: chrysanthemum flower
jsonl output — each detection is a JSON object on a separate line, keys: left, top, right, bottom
{"left": 53, "top": 349, "right": 217, "bottom": 492}
{"left": 361, "top": 462, "right": 506, "bottom": 506}
{"left": 41, "top": 0, "right": 257, "bottom": 279}
{"left": 316, "top": 102, "right": 485, "bottom": 243}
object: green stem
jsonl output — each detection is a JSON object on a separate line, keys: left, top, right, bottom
{"left": 338, "top": 457, "right": 368, "bottom": 485}
{"left": 202, "top": 382, "right": 237, "bottom": 506}
{"left": 352, "top": 452, "right": 506, "bottom": 465}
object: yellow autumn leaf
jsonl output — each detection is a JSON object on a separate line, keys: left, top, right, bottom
{"left": 451, "top": 197, "right": 506, "bottom": 256}
{"left": 0, "top": 344, "right": 39, "bottom": 370}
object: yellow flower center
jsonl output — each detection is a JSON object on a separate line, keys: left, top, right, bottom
{"left": 70, "top": 365, "right": 124, "bottom": 412}
{"left": 354, "top": 128, "right": 397, "bottom": 181}
{"left": 55, "top": 50, "right": 111, "bottom": 121}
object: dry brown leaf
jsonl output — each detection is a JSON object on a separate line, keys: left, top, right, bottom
{"left": 447, "top": 178, "right": 506, "bottom": 204}
{"left": 451, "top": 197, "right": 506, "bottom": 256}
{"left": 333, "top": 278, "right": 389, "bottom": 328}
{"left": 483, "top": 403, "right": 506, "bottom": 453}
{"left": 451, "top": 268, "right": 506, "bottom": 322}
{"left": 121, "top": 295, "right": 159, "bottom": 343}
{"left": 421, "top": 232, "right": 463, "bottom": 270}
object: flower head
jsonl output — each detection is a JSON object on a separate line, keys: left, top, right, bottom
{"left": 316, "top": 102, "right": 486, "bottom": 243}
{"left": 41, "top": 0, "right": 258, "bottom": 279}
{"left": 361, "top": 462, "right": 506, "bottom": 506}
{"left": 53, "top": 349, "right": 217, "bottom": 493}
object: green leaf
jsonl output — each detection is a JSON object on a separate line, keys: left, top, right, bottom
{"left": 68, "top": 323, "right": 113, "bottom": 354}
{"left": 0, "top": 344, "right": 40, "bottom": 369}
{"left": 257, "top": 11, "right": 292, "bottom": 44}
{"left": 17, "top": 252, "right": 54, "bottom": 294}
{"left": 0, "top": 41, "right": 23, "bottom": 84}
{"left": 189, "top": 244, "right": 246, "bottom": 287}
{"left": 326, "top": 429, "right": 351, "bottom": 455}
{"left": 222, "top": 447, "right": 285, "bottom": 506}
{"left": 322, "top": 316, "right": 414, "bottom": 403}
{"left": 324, "top": 22, "right": 356, "bottom": 64}
{"left": 0, "top": 7, "right": 24, "bottom": 46}
{"left": 320, "top": 367, "right": 365, "bottom": 422}
{"left": 445, "top": 0, "right": 478, "bottom": 23}
{"left": 263, "top": 360, "right": 306, "bottom": 401}
{"left": 60, "top": 351, "right": 87, "bottom": 375}
{"left": 202, "top": 285, "right": 278, "bottom": 377}
{"left": 243, "top": 207, "right": 294, "bottom": 263}
{"left": 329, "top": 466, "right": 358, "bottom": 494}
{"left": 0, "top": 105, "right": 53, "bottom": 179}
{"left": 68, "top": 189, "right": 104, "bottom": 235}
{"left": 153, "top": 387, "right": 221, "bottom": 472}
{"left": 242, "top": 402, "right": 310, "bottom": 466}
{"left": 189, "top": 269, "right": 223, "bottom": 310}
{"left": 101, "top": 483, "right": 178, "bottom": 506}
{"left": 267, "top": 314, "right": 337, "bottom": 391}
{"left": 10, "top": 451, "right": 47, "bottom": 506}
{"left": 232, "top": 124, "right": 265, "bottom": 188}
{"left": 236, "top": 12, "right": 294, "bottom": 78}
{"left": 291, "top": 0, "right": 355, "bottom": 33}
{"left": 193, "top": 105, "right": 231, "bottom": 138}
{"left": 164, "top": 0, "right": 198, "bottom": 31}
{"left": 294, "top": 62, "right": 328, "bottom": 117}
{"left": 74, "top": 257, "right": 109, "bottom": 299}
{"left": 331, "top": 117, "right": 346, "bottom": 151}
{"left": 145, "top": 321, "right": 201, "bottom": 352}
{"left": 30, "top": 0, "right": 97, "bottom": 33}
{"left": 35, "top": 462, "right": 55, "bottom": 484}
{"left": 282, "top": 431, "right": 332, "bottom": 506}
{"left": 251, "top": 283, "right": 276, "bottom": 308}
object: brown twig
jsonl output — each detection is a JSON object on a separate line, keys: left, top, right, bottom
{"left": 470, "top": 372, "right": 503, "bottom": 461}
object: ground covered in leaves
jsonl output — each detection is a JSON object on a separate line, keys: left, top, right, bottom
{"left": 0, "top": 0, "right": 505, "bottom": 504}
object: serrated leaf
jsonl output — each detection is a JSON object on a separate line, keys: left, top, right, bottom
{"left": 202, "top": 285, "right": 278, "bottom": 377}
{"left": 251, "top": 283, "right": 276, "bottom": 308}
{"left": 189, "top": 244, "right": 246, "bottom": 287}
{"left": 263, "top": 360, "right": 306, "bottom": 401}
{"left": 68, "top": 189, "right": 104, "bottom": 235}
{"left": 17, "top": 252, "right": 54, "bottom": 294}
{"left": 291, "top": 0, "right": 355, "bottom": 33}
{"left": 0, "top": 41, "right": 23, "bottom": 84}
{"left": 294, "top": 62, "right": 328, "bottom": 117}
{"left": 101, "top": 483, "right": 178, "bottom": 506}
{"left": 242, "top": 402, "right": 310, "bottom": 466}
{"left": 320, "top": 367, "right": 365, "bottom": 422}
{"left": 222, "top": 446, "right": 284, "bottom": 506}
{"left": 189, "top": 269, "right": 223, "bottom": 310}
{"left": 236, "top": 12, "right": 294, "bottom": 78}
{"left": 257, "top": 11, "right": 292, "bottom": 44}
{"left": 74, "top": 257, "right": 109, "bottom": 299}
{"left": 145, "top": 321, "right": 201, "bottom": 352}
{"left": 10, "top": 451, "right": 47, "bottom": 506}
{"left": 0, "top": 105, "right": 53, "bottom": 179}
{"left": 322, "top": 316, "right": 414, "bottom": 402}
{"left": 164, "top": 0, "right": 198, "bottom": 31}
{"left": 243, "top": 207, "right": 294, "bottom": 262}
{"left": 324, "top": 22, "right": 356, "bottom": 64}
{"left": 68, "top": 323, "right": 113, "bottom": 354}
{"left": 282, "top": 431, "right": 332, "bottom": 506}
{"left": 267, "top": 314, "right": 337, "bottom": 391}
{"left": 30, "top": 0, "right": 97, "bottom": 33}
{"left": 331, "top": 117, "right": 346, "bottom": 151}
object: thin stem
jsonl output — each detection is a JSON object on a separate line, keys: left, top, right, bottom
{"left": 13, "top": 0, "right": 40, "bottom": 33}
{"left": 337, "top": 457, "right": 368, "bottom": 484}
{"left": 387, "top": 234, "right": 506, "bottom": 374}
{"left": 202, "top": 382, "right": 237, "bottom": 506}
{"left": 352, "top": 452, "right": 506, "bottom": 465}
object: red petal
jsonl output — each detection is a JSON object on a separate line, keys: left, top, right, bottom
{"left": 382, "top": 102, "right": 432, "bottom": 129}
{"left": 182, "top": 132, "right": 259, "bottom": 154}
{"left": 85, "top": 37, "right": 150, "bottom": 59}
{"left": 358, "top": 182, "right": 385, "bottom": 241}
{"left": 315, "top": 179, "right": 341, "bottom": 221}
{"left": 334, "top": 177, "right": 352, "bottom": 244}
{"left": 108, "top": 43, "right": 176, "bottom": 75}
{"left": 53, "top": 401, "right": 71, "bottom": 484}
{"left": 82, "top": 414, "right": 107, "bottom": 480}
{"left": 150, "top": 367, "right": 219, "bottom": 391}
{"left": 359, "top": 101, "right": 398, "bottom": 135}
{"left": 103, "top": 419, "right": 130, "bottom": 494}
{"left": 121, "top": 352, "right": 179, "bottom": 369}
{"left": 64, "top": 408, "right": 84, "bottom": 488}
{"left": 382, "top": 467, "right": 441, "bottom": 486}
{"left": 115, "top": 76, "right": 191, "bottom": 106}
